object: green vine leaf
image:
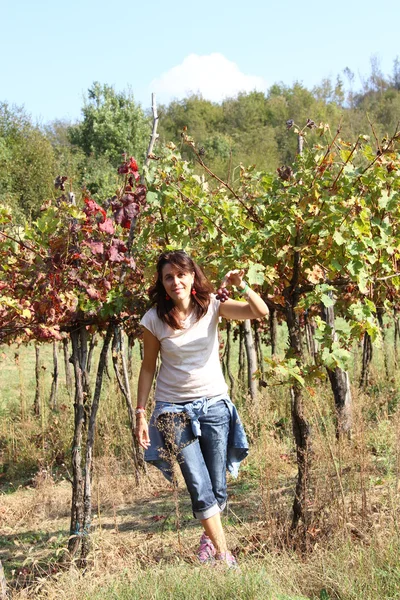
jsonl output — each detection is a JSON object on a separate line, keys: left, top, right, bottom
{"left": 247, "top": 262, "right": 265, "bottom": 286}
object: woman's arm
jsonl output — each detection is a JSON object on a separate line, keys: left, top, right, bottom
{"left": 219, "top": 269, "right": 269, "bottom": 321}
{"left": 136, "top": 327, "right": 160, "bottom": 449}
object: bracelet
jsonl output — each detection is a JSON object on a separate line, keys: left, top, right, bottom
{"left": 236, "top": 281, "right": 250, "bottom": 296}
{"left": 135, "top": 407, "right": 146, "bottom": 415}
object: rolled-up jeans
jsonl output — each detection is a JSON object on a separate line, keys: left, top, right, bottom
{"left": 156, "top": 399, "right": 230, "bottom": 520}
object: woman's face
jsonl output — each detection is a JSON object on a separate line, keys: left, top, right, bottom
{"left": 161, "top": 263, "right": 195, "bottom": 304}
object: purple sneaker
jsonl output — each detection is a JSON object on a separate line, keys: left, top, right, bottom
{"left": 215, "top": 551, "right": 238, "bottom": 569}
{"left": 197, "top": 532, "right": 216, "bottom": 564}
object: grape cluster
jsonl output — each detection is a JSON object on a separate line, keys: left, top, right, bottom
{"left": 216, "top": 287, "right": 230, "bottom": 303}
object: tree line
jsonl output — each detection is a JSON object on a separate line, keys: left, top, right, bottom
{"left": 1, "top": 57, "right": 400, "bottom": 220}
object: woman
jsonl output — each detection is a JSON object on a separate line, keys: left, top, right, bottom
{"left": 135, "top": 251, "right": 268, "bottom": 567}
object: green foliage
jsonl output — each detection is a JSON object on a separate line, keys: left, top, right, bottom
{"left": 157, "top": 86, "right": 345, "bottom": 176}
{"left": 68, "top": 82, "right": 150, "bottom": 167}
{"left": 140, "top": 118, "right": 400, "bottom": 382}
{"left": 159, "top": 94, "right": 224, "bottom": 147}
{"left": 155, "top": 60, "right": 400, "bottom": 182}
{"left": 3, "top": 63, "right": 400, "bottom": 222}
{"left": 45, "top": 119, "right": 121, "bottom": 203}
{"left": 0, "top": 103, "right": 57, "bottom": 219}
{"left": 263, "top": 356, "right": 306, "bottom": 386}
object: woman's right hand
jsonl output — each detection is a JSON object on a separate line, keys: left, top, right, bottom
{"left": 136, "top": 415, "right": 151, "bottom": 449}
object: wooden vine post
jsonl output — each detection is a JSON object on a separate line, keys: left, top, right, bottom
{"left": 321, "top": 295, "right": 352, "bottom": 437}
{"left": 81, "top": 324, "right": 114, "bottom": 560}
{"left": 49, "top": 340, "right": 59, "bottom": 410}
{"left": 285, "top": 295, "right": 311, "bottom": 531}
{"left": 243, "top": 319, "right": 258, "bottom": 400}
{"left": 0, "top": 558, "right": 8, "bottom": 600}
{"left": 269, "top": 307, "right": 278, "bottom": 356}
{"left": 68, "top": 325, "right": 90, "bottom": 558}
{"left": 33, "top": 343, "right": 41, "bottom": 416}
{"left": 62, "top": 337, "right": 73, "bottom": 395}
{"left": 111, "top": 326, "right": 145, "bottom": 483}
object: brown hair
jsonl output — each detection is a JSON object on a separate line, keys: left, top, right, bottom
{"left": 149, "top": 251, "right": 214, "bottom": 330}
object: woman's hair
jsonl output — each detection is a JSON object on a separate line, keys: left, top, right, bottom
{"left": 149, "top": 251, "right": 214, "bottom": 330}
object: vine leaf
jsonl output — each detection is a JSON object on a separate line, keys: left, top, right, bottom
{"left": 247, "top": 262, "right": 265, "bottom": 286}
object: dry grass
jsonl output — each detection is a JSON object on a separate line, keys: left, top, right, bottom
{"left": 2, "top": 339, "right": 400, "bottom": 598}
{"left": 2, "top": 466, "right": 400, "bottom": 600}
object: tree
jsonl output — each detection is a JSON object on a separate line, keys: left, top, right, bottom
{"left": 0, "top": 103, "right": 56, "bottom": 219}
{"left": 45, "top": 119, "right": 119, "bottom": 201}
{"left": 68, "top": 82, "right": 150, "bottom": 167}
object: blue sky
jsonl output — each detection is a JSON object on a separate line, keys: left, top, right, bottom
{"left": 1, "top": 0, "right": 399, "bottom": 124}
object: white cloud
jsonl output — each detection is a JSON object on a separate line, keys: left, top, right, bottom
{"left": 150, "top": 53, "right": 267, "bottom": 103}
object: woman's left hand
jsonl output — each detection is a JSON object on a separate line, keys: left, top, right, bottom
{"left": 222, "top": 269, "right": 245, "bottom": 288}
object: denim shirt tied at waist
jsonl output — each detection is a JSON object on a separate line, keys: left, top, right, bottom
{"left": 144, "top": 395, "right": 249, "bottom": 482}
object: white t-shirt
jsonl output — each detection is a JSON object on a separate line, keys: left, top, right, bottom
{"left": 140, "top": 295, "right": 228, "bottom": 403}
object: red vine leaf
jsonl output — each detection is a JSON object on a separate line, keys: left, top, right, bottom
{"left": 84, "top": 241, "right": 104, "bottom": 254}
{"left": 98, "top": 218, "right": 115, "bottom": 235}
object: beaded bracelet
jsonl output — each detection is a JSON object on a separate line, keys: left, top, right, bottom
{"left": 135, "top": 407, "right": 146, "bottom": 415}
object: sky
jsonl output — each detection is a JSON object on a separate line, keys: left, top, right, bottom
{"left": 1, "top": 0, "right": 400, "bottom": 124}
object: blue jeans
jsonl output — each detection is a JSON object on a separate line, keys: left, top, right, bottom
{"left": 156, "top": 399, "right": 231, "bottom": 520}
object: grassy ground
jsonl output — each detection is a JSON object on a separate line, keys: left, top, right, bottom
{"left": 1, "top": 334, "right": 400, "bottom": 599}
